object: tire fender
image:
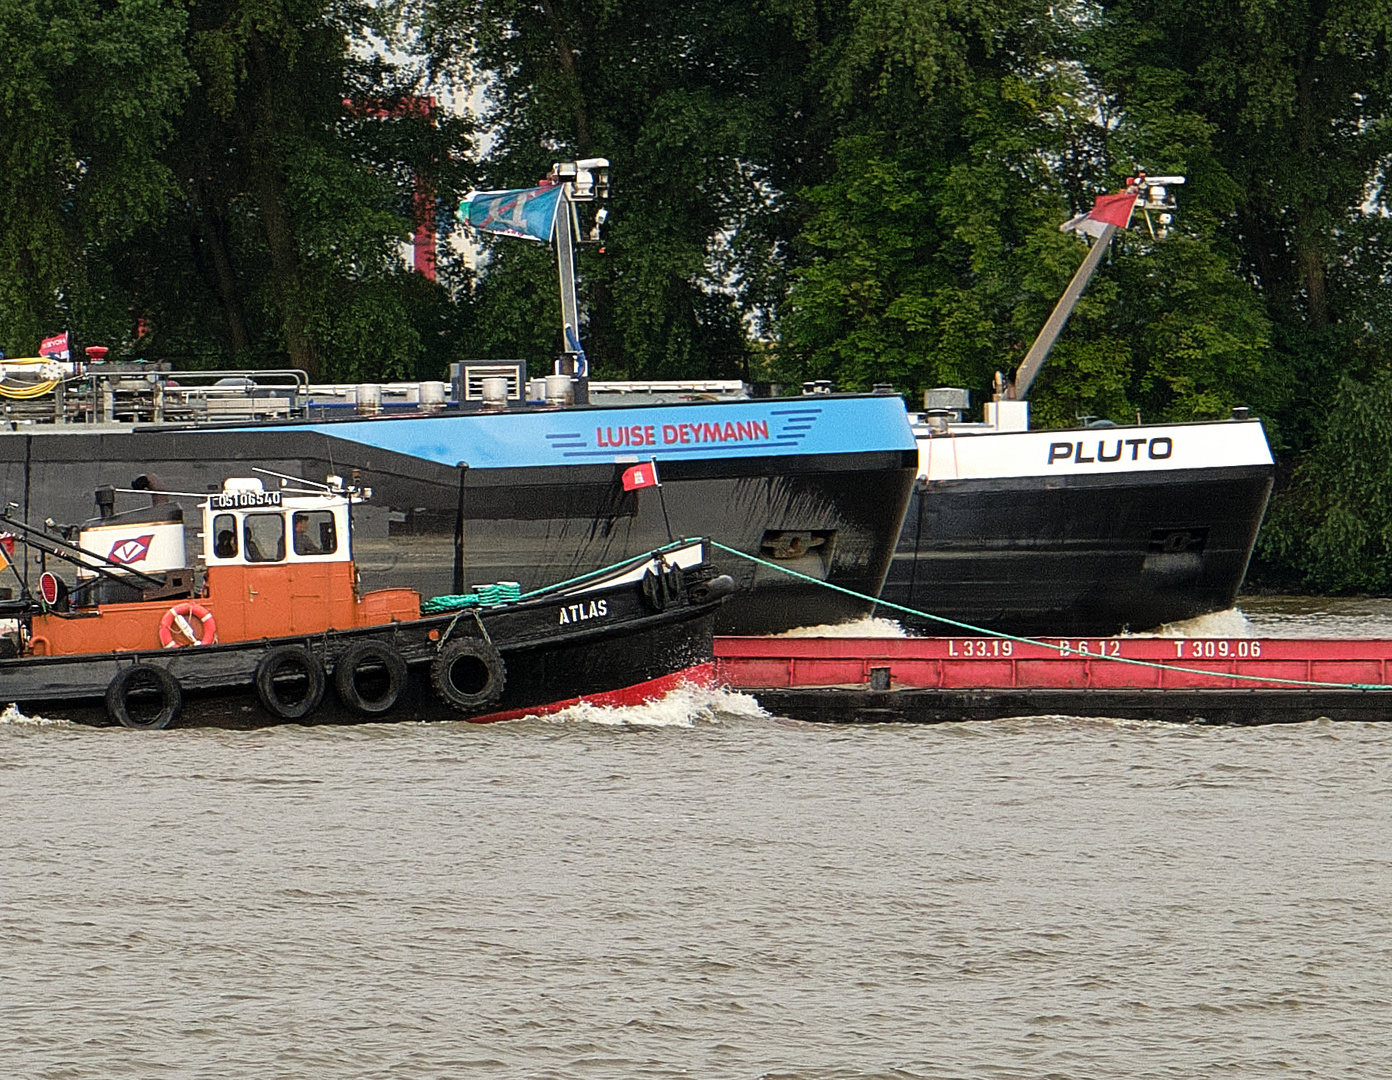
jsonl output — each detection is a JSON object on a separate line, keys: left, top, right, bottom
{"left": 254, "top": 645, "right": 326, "bottom": 721}
{"left": 105, "top": 663, "right": 182, "bottom": 730}
{"left": 334, "top": 640, "right": 408, "bottom": 716}
{"left": 430, "top": 638, "right": 506, "bottom": 714}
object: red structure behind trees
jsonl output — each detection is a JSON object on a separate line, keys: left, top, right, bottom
{"left": 344, "top": 95, "right": 439, "bottom": 281}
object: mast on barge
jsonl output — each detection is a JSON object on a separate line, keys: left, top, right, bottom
{"left": 995, "top": 172, "right": 1185, "bottom": 412}
{"left": 459, "top": 157, "right": 611, "bottom": 402}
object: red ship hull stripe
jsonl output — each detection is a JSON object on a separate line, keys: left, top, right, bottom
{"left": 464, "top": 663, "right": 716, "bottom": 724}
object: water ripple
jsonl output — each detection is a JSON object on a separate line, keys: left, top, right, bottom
{"left": 4, "top": 610, "right": 1392, "bottom": 1077}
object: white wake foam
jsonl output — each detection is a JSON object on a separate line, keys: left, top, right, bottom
{"left": 538, "top": 684, "right": 770, "bottom": 728}
{"left": 776, "top": 616, "right": 908, "bottom": 639}
{"left": 1124, "top": 607, "right": 1256, "bottom": 638}
{"left": 0, "top": 703, "right": 69, "bottom": 727}
{"left": 2, "top": 686, "right": 773, "bottom": 732}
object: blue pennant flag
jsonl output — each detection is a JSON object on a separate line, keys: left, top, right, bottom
{"left": 459, "top": 185, "right": 563, "bottom": 243}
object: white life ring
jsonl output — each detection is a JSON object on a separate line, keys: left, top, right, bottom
{"left": 159, "top": 602, "right": 217, "bottom": 647}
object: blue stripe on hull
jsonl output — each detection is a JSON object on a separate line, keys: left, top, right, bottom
{"left": 265, "top": 396, "right": 917, "bottom": 468}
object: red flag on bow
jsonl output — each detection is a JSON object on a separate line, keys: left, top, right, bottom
{"left": 1060, "top": 191, "right": 1138, "bottom": 239}
{"left": 622, "top": 461, "right": 659, "bottom": 491}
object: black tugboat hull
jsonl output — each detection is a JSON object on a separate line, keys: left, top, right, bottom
{"left": 2, "top": 548, "right": 731, "bottom": 728}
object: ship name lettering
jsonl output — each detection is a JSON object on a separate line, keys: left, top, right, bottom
{"left": 660, "top": 420, "right": 769, "bottom": 446}
{"left": 559, "top": 599, "right": 608, "bottom": 625}
{"left": 596, "top": 424, "right": 657, "bottom": 448}
{"left": 1048, "top": 436, "right": 1174, "bottom": 466}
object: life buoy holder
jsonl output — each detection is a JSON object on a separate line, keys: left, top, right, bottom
{"left": 159, "top": 602, "right": 217, "bottom": 648}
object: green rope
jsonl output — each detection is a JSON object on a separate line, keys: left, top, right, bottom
{"left": 512, "top": 537, "right": 698, "bottom": 601}
{"left": 421, "top": 593, "right": 483, "bottom": 613}
{"left": 710, "top": 540, "right": 1392, "bottom": 692}
{"left": 424, "top": 537, "right": 701, "bottom": 613}
{"left": 422, "top": 581, "right": 522, "bottom": 613}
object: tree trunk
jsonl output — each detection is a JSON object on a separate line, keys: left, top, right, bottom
{"left": 1294, "top": 51, "right": 1329, "bottom": 329}
{"left": 246, "top": 30, "right": 320, "bottom": 378}
{"left": 538, "top": 0, "right": 591, "bottom": 154}
{"left": 190, "top": 179, "right": 251, "bottom": 355}
{"left": 1296, "top": 216, "right": 1328, "bottom": 329}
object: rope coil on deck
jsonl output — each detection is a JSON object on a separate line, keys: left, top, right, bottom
{"left": 0, "top": 358, "right": 62, "bottom": 400}
{"left": 709, "top": 541, "right": 1392, "bottom": 692}
{"left": 421, "top": 581, "right": 522, "bottom": 613}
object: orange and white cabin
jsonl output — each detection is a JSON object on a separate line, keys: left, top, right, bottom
{"left": 27, "top": 477, "right": 419, "bottom": 657}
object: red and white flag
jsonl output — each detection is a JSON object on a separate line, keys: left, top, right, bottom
{"left": 1060, "top": 192, "right": 1138, "bottom": 239}
{"left": 39, "top": 331, "right": 70, "bottom": 360}
{"left": 622, "top": 460, "right": 659, "bottom": 491}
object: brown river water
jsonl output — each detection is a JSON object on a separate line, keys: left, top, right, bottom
{"left": 3, "top": 598, "right": 1391, "bottom": 1078}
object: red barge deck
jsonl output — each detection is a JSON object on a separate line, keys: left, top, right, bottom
{"left": 714, "top": 635, "right": 1392, "bottom": 725}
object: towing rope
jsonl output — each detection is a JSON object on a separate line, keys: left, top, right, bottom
{"left": 710, "top": 541, "right": 1392, "bottom": 692}
{"left": 423, "top": 538, "right": 700, "bottom": 613}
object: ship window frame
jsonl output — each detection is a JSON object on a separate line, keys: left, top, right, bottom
{"left": 211, "top": 514, "right": 238, "bottom": 559}
{"left": 292, "top": 510, "right": 338, "bottom": 556}
{"left": 243, "top": 512, "right": 286, "bottom": 563}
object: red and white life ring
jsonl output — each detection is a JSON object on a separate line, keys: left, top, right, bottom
{"left": 159, "top": 602, "right": 217, "bottom": 648}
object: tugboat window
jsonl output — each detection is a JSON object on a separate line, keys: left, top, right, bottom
{"left": 213, "top": 514, "right": 238, "bottom": 558}
{"left": 244, "top": 513, "right": 286, "bottom": 562}
{"left": 293, "top": 511, "right": 336, "bottom": 555}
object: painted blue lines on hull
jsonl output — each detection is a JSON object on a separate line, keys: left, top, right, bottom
{"left": 255, "top": 396, "right": 916, "bottom": 469}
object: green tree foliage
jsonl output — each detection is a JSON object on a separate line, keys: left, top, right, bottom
{"left": 1, "top": 0, "right": 474, "bottom": 377}
{"left": 1259, "top": 373, "right": 1392, "bottom": 591}
{"left": 1090, "top": 0, "right": 1392, "bottom": 442}
{"left": 0, "top": 0, "right": 192, "bottom": 348}
{"left": 128, "top": 0, "right": 475, "bottom": 378}
{"left": 775, "top": 0, "right": 1271, "bottom": 426}
{"left": 421, "top": 0, "right": 822, "bottom": 378}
